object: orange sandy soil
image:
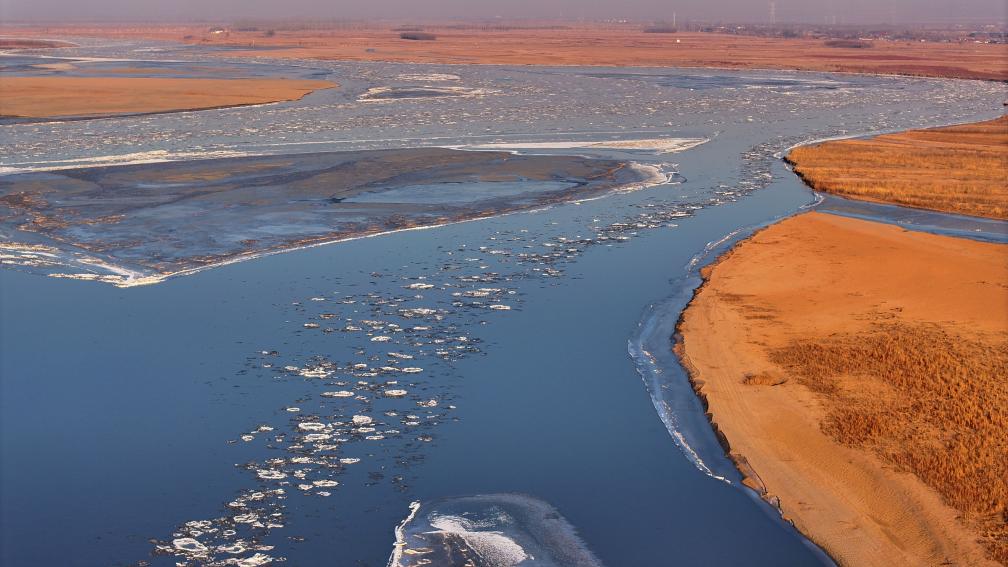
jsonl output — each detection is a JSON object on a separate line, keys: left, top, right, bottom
{"left": 679, "top": 212, "right": 1008, "bottom": 566}
{"left": 2, "top": 25, "right": 1007, "bottom": 80}
{"left": 787, "top": 116, "right": 1008, "bottom": 220}
{"left": 0, "top": 76, "right": 335, "bottom": 118}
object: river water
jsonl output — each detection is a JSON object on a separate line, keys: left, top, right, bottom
{"left": 1, "top": 38, "right": 1004, "bottom": 566}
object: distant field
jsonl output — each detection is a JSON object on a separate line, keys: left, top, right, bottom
{"left": 0, "top": 76, "right": 335, "bottom": 118}
{"left": 2, "top": 25, "right": 1006, "bottom": 80}
{"left": 787, "top": 116, "right": 1008, "bottom": 219}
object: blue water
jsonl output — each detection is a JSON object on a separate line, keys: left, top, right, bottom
{"left": 2, "top": 38, "right": 1006, "bottom": 567}
{"left": 0, "top": 168, "right": 822, "bottom": 567}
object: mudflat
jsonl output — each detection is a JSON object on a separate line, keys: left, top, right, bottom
{"left": 0, "top": 76, "right": 335, "bottom": 118}
{"left": 2, "top": 25, "right": 1006, "bottom": 80}
{"left": 679, "top": 211, "right": 1007, "bottom": 566}
{"left": 0, "top": 147, "right": 655, "bottom": 285}
{"left": 787, "top": 116, "right": 1008, "bottom": 219}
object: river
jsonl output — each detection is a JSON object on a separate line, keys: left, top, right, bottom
{"left": 0, "top": 38, "right": 1003, "bottom": 566}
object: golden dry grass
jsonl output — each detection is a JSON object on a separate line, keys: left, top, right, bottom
{"left": 679, "top": 211, "right": 1008, "bottom": 565}
{"left": 787, "top": 116, "right": 1008, "bottom": 219}
{"left": 771, "top": 322, "right": 1008, "bottom": 563}
{"left": 0, "top": 77, "right": 335, "bottom": 119}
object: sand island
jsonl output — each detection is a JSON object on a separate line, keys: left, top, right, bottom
{"left": 680, "top": 117, "right": 1008, "bottom": 565}
{"left": 0, "top": 76, "right": 335, "bottom": 119}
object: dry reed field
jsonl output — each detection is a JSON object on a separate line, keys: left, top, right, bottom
{"left": 679, "top": 211, "right": 1008, "bottom": 566}
{"left": 787, "top": 116, "right": 1008, "bottom": 219}
{"left": 771, "top": 322, "right": 1008, "bottom": 563}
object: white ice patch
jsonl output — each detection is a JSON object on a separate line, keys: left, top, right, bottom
{"left": 461, "top": 137, "right": 707, "bottom": 154}
{"left": 396, "top": 73, "right": 461, "bottom": 81}
{"left": 321, "top": 390, "right": 355, "bottom": 398}
{"left": 429, "top": 514, "right": 529, "bottom": 565}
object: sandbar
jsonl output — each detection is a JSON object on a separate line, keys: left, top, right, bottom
{"left": 0, "top": 147, "right": 660, "bottom": 285}
{"left": 0, "top": 76, "right": 336, "bottom": 119}
{"left": 679, "top": 211, "right": 1007, "bottom": 565}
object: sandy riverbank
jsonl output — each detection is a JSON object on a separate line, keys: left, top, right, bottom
{"left": 2, "top": 25, "right": 1006, "bottom": 80}
{"left": 786, "top": 116, "right": 1008, "bottom": 220}
{"left": 678, "top": 211, "right": 1007, "bottom": 565}
{"left": 0, "top": 76, "right": 335, "bottom": 119}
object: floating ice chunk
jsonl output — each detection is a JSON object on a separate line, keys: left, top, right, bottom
{"left": 401, "top": 367, "right": 422, "bottom": 373}
{"left": 399, "top": 308, "right": 437, "bottom": 318}
{"left": 352, "top": 415, "right": 373, "bottom": 425}
{"left": 371, "top": 336, "right": 392, "bottom": 342}
{"left": 405, "top": 283, "right": 434, "bottom": 290}
{"left": 285, "top": 407, "right": 301, "bottom": 413}
{"left": 257, "top": 470, "right": 286, "bottom": 480}
{"left": 172, "top": 538, "right": 208, "bottom": 554}
{"left": 298, "top": 422, "right": 327, "bottom": 431}
{"left": 489, "top": 304, "right": 511, "bottom": 310}
{"left": 237, "top": 553, "right": 274, "bottom": 566}
{"left": 321, "top": 390, "right": 355, "bottom": 398}
{"left": 313, "top": 479, "right": 339, "bottom": 487}
{"left": 218, "top": 543, "right": 246, "bottom": 554}
{"left": 340, "top": 458, "right": 360, "bottom": 465}
{"left": 384, "top": 389, "right": 408, "bottom": 398}
{"left": 303, "top": 323, "right": 320, "bottom": 329}
{"left": 298, "top": 484, "right": 313, "bottom": 491}
{"left": 366, "top": 434, "right": 385, "bottom": 440}
{"left": 417, "top": 399, "right": 438, "bottom": 408}
{"left": 388, "top": 352, "right": 414, "bottom": 360}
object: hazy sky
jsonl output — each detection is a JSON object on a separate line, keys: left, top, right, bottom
{"left": 1, "top": 0, "right": 1004, "bottom": 24}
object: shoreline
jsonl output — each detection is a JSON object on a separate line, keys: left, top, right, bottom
{"left": 675, "top": 211, "right": 1007, "bottom": 565}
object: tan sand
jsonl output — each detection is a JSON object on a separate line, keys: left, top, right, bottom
{"left": 679, "top": 211, "right": 1007, "bottom": 566}
{"left": 787, "top": 116, "right": 1008, "bottom": 219}
{"left": 2, "top": 25, "right": 1006, "bottom": 80}
{"left": 0, "top": 76, "right": 336, "bottom": 119}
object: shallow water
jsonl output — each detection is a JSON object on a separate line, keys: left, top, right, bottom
{"left": 1, "top": 39, "right": 1005, "bottom": 566}
{"left": 816, "top": 194, "right": 1008, "bottom": 243}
